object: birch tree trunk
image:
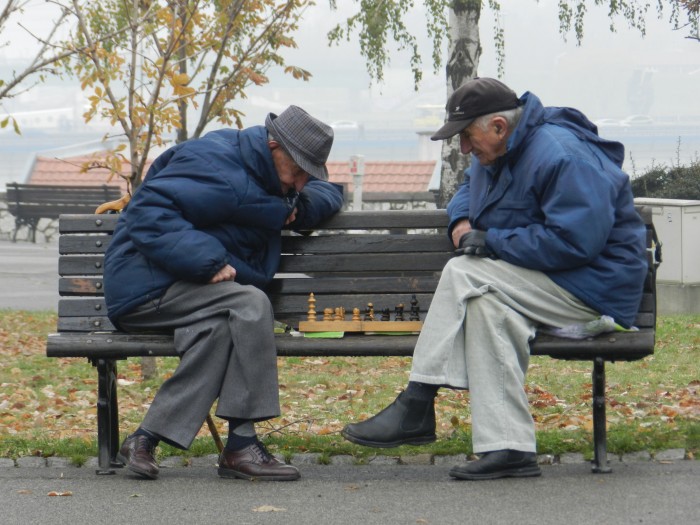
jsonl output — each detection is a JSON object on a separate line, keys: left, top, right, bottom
{"left": 436, "top": 1, "right": 482, "bottom": 208}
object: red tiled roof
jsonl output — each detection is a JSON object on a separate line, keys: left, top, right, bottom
{"left": 326, "top": 161, "right": 435, "bottom": 193}
{"left": 29, "top": 155, "right": 435, "bottom": 194}
{"left": 29, "top": 155, "right": 136, "bottom": 191}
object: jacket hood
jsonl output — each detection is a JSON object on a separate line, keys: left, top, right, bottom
{"left": 508, "top": 92, "right": 625, "bottom": 168}
{"left": 206, "top": 126, "right": 283, "bottom": 196}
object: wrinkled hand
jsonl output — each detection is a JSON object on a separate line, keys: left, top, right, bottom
{"left": 455, "top": 230, "right": 495, "bottom": 258}
{"left": 285, "top": 207, "right": 298, "bottom": 225}
{"left": 450, "top": 219, "right": 472, "bottom": 248}
{"left": 209, "top": 264, "right": 236, "bottom": 284}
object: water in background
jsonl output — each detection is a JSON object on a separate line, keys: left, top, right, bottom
{"left": 2, "top": 121, "right": 699, "bottom": 187}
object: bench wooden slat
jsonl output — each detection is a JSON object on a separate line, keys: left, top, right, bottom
{"left": 46, "top": 328, "right": 656, "bottom": 360}
{"left": 281, "top": 234, "right": 452, "bottom": 254}
{"left": 59, "top": 277, "right": 105, "bottom": 296}
{"left": 58, "top": 255, "right": 106, "bottom": 276}
{"left": 279, "top": 252, "right": 452, "bottom": 273}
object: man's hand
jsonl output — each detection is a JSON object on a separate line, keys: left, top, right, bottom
{"left": 285, "top": 207, "right": 298, "bottom": 225}
{"left": 209, "top": 264, "right": 236, "bottom": 283}
{"left": 455, "top": 230, "right": 495, "bottom": 258}
{"left": 450, "top": 219, "right": 472, "bottom": 248}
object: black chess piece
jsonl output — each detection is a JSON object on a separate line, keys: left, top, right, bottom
{"left": 410, "top": 294, "right": 420, "bottom": 321}
{"left": 381, "top": 307, "right": 391, "bottom": 321}
{"left": 394, "top": 303, "right": 404, "bottom": 321}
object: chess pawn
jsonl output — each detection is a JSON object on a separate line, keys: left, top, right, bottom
{"left": 352, "top": 308, "right": 361, "bottom": 321}
{"left": 323, "top": 307, "right": 334, "bottom": 321}
{"left": 334, "top": 307, "right": 345, "bottom": 321}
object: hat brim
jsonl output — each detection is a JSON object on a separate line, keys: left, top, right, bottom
{"left": 430, "top": 118, "right": 474, "bottom": 141}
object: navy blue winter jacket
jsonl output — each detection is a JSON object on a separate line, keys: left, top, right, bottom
{"left": 446, "top": 92, "right": 647, "bottom": 328}
{"left": 104, "top": 126, "right": 344, "bottom": 324}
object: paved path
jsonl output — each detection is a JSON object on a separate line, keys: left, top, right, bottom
{"left": 0, "top": 239, "right": 58, "bottom": 310}
{"left": 1, "top": 461, "right": 698, "bottom": 525}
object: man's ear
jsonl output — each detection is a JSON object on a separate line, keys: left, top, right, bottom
{"left": 492, "top": 116, "right": 508, "bottom": 137}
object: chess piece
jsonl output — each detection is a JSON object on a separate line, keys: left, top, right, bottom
{"left": 307, "top": 293, "right": 317, "bottom": 322}
{"left": 394, "top": 303, "right": 404, "bottom": 321}
{"left": 323, "top": 307, "right": 334, "bottom": 321}
{"left": 352, "top": 308, "right": 361, "bottom": 321}
{"left": 334, "top": 307, "right": 345, "bottom": 321}
{"left": 410, "top": 294, "right": 420, "bottom": 321}
{"left": 381, "top": 308, "right": 391, "bottom": 321}
{"left": 364, "top": 302, "right": 375, "bottom": 321}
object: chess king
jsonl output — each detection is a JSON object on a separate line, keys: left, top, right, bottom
{"left": 340, "top": 78, "right": 647, "bottom": 481}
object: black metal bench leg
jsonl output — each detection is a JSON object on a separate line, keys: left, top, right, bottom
{"left": 94, "top": 358, "right": 121, "bottom": 475}
{"left": 591, "top": 357, "right": 612, "bottom": 473}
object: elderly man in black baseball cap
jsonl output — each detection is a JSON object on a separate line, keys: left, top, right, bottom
{"left": 342, "top": 78, "right": 647, "bottom": 481}
{"left": 105, "top": 105, "right": 344, "bottom": 482}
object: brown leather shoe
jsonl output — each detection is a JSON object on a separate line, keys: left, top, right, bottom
{"left": 116, "top": 435, "right": 159, "bottom": 480}
{"left": 218, "top": 441, "right": 300, "bottom": 481}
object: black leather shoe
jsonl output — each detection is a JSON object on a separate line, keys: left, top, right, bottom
{"left": 218, "top": 441, "right": 300, "bottom": 481}
{"left": 341, "top": 392, "right": 436, "bottom": 448}
{"left": 449, "top": 449, "right": 541, "bottom": 480}
{"left": 116, "top": 435, "right": 159, "bottom": 480}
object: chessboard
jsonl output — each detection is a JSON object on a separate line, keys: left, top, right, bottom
{"left": 297, "top": 293, "right": 423, "bottom": 333}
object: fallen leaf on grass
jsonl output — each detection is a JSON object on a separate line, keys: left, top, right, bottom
{"left": 17, "top": 489, "right": 32, "bottom": 495}
{"left": 252, "top": 505, "right": 286, "bottom": 512}
{"left": 48, "top": 491, "right": 73, "bottom": 497}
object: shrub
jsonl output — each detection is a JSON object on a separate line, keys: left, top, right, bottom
{"left": 632, "top": 160, "right": 700, "bottom": 200}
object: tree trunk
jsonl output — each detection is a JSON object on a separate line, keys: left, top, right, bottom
{"left": 436, "top": 1, "right": 482, "bottom": 209}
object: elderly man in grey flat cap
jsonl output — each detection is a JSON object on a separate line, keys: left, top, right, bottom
{"left": 104, "top": 106, "right": 344, "bottom": 482}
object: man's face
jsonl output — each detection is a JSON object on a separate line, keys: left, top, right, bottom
{"left": 459, "top": 117, "right": 509, "bottom": 166}
{"left": 270, "top": 142, "right": 310, "bottom": 194}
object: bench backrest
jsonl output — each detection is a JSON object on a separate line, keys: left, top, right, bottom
{"left": 6, "top": 183, "right": 122, "bottom": 220}
{"left": 55, "top": 208, "right": 657, "bottom": 337}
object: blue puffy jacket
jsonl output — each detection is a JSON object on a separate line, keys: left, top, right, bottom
{"left": 447, "top": 92, "right": 647, "bottom": 328}
{"left": 104, "top": 126, "right": 344, "bottom": 323}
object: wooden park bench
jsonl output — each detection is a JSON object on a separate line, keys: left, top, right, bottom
{"left": 46, "top": 207, "right": 661, "bottom": 475}
{"left": 4, "top": 183, "right": 122, "bottom": 242}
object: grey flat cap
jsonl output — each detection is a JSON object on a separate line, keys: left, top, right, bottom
{"left": 265, "top": 105, "right": 334, "bottom": 180}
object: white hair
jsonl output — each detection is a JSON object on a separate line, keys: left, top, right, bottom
{"left": 473, "top": 106, "right": 523, "bottom": 132}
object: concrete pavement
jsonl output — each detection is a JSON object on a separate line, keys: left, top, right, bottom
{"left": 1, "top": 461, "right": 698, "bottom": 525}
{"left": 0, "top": 238, "right": 58, "bottom": 311}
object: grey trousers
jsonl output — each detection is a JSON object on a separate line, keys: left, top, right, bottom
{"left": 410, "top": 256, "right": 598, "bottom": 454}
{"left": 118, "top": 280, "right": 280, "bottom": 449}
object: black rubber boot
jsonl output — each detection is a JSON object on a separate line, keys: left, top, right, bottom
{"left": 449, "top": 449, "right": 541, "bottom": 480}
{"left": 341, "top": 392, "right": 436, "bottom": 448}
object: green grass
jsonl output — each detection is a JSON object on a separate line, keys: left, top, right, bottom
{"left": 0, "top": 310, "right": 698, "bottom": 463}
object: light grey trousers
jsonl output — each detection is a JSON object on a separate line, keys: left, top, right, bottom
{"left": 409, "top": 256, "right": 598, "bottom": 454}
{"left": 118, "top": 280, "right": 280, "bottom": 449}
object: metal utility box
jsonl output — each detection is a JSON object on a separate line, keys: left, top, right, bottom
{"left": 635, "top": 198, "right": 700, "bottom": 284}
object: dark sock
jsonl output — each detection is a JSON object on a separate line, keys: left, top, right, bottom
{"left": 132, "top": 427, "right": 160, "bottom": 447}
{"left": 404, "top": 381, "right": 439, "bottom": 401}
{"left": 225, "top": 418, "right": 258, "bottom": 451}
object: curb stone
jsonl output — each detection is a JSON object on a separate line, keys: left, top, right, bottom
{"left": 0, "top": 450, "right": 691, "bottom": 468}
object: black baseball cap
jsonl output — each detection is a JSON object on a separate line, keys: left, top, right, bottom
{"left": 431, "top": 78, "right": 520, "bottom": 141}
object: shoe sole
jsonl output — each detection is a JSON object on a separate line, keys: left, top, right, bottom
{"left": 341, "top": 429, "right": 436, "bottom": 448}
{"left": 217, "top": 467, "right": 300, "bottom": 482}
{"left": 449, "top": 465, "right": 542, "bottom": 480}
{"left": 116, "top": 452, "right": 159, "bottom": 480}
